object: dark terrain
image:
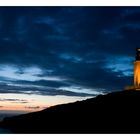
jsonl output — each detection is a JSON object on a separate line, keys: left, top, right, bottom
{"left": 0, "top": 90, "right": 140, "bottom": 134}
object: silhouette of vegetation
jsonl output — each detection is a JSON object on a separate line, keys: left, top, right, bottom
{"left": 0, "top": 90, "right": 140, "bottom": 134}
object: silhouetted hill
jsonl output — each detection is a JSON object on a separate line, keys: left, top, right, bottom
{"left": 1, "top": 90, "right": 140, "bottom": 134}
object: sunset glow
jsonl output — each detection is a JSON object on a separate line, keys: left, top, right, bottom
{"left": 0, "top": 93, "right": 91, "bottom": 112}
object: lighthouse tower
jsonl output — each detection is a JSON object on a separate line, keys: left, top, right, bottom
{"left": 134, "top": 48, "right": 140, "bottom": 89}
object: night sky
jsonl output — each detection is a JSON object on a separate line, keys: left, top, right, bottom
{"left": 0, "top": 7, "right": 138, "bottom": 111}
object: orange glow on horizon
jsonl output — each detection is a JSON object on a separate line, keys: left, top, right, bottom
{"left": 0, "top": 105, "right": 44, "bottom": 112}
{"left": 0, "top": 93, "right": 90, "bottom": 113}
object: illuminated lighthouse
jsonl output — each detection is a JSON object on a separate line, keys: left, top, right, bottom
{"left": 125, "top": 48, "right": 140, "bottom": 90}
{"left": 134, "top": 48, "right": 140, "bottom": 89}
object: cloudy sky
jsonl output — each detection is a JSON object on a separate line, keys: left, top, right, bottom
{"left": 0, "top": 7, "right": 138, "bottom": 112}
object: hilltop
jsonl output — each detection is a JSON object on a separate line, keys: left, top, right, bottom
{"left": 0, "top": 90, "right": 140, "bottom": 134}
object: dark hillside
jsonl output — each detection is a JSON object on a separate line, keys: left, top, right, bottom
{"left": 0, "top": 90, "right": 140, "bottom": 134}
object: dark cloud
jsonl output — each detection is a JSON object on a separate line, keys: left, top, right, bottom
{"left": 25, "top": 106, "right": 40, "bottom": 109}
{"left": 0, "top": 82, "right": 95, "bottom": 97}
{"left": 0, "top": 7, "right": 138, "bottom": 96}
{"left": 0, "top": 98, "right": 29, "bottom": 104}
{"left": 0, "top": 98, "right": 28, "bottom": 102}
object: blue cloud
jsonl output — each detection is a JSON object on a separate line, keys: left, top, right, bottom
{"left": 0, "top": 7, "right": 138, "bottom": 96}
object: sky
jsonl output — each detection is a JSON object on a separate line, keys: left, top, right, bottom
{"left": 0, "top": 7, "right": 138, "bottom": 112}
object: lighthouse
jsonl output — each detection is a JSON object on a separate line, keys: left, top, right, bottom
{"left": 125, "top": 48, "right": 140, "bottom": 90}
{"left": 134, "top": 48, "right": 140, "bottom": 89}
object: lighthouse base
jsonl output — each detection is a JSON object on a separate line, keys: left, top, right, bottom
{"left": 124, "top": 85, "right": 140, "bottom": 90}
{"left": 124, "top": 85, "right": 134, "bottom": 90}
